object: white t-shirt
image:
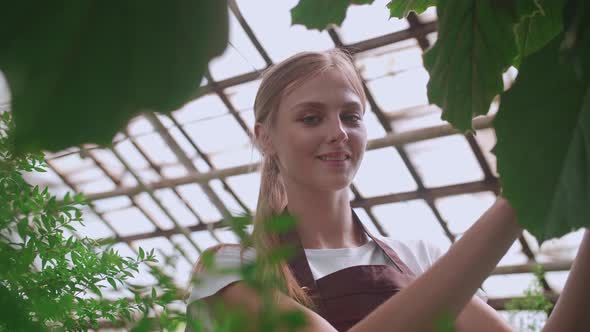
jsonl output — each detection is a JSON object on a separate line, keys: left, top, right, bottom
{"left": 185, "top": 236, "right": 487, "bottom": 331}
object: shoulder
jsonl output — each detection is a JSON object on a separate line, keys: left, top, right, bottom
{"left": 374, "top": 236, "right": 448, "bottom": 275}
{"left": 187, "top": 244, "right": 256, "bottom": 304}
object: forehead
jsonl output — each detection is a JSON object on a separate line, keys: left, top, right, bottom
{"left": 279, "top": 69, "right": 361, "bottom": 113}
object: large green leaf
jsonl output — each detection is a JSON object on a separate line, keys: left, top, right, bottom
{"left": 291, "top": 0, "right": 374, "bottom": 31}
{"left": 0, "top": 1, "right": 228, "bottom": 152}
{"left": 423, "top": 1, "right": 521, "bottom": 132}
{"left": 514, "top": 0, "right": 565, "bottom": 66}
{"left": 387, "top": 0, "right": 436, "bottom": 19}
{"left": 494, "top": 35, "right": 590, "bottom": 242}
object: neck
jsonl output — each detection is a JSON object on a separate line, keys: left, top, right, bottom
{"left": 284, "top": 183, "right": 367, "bottom": 249}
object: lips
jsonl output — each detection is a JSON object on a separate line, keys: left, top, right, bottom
{"left": 317, "top": 151, "right": 351, "bottom": 161}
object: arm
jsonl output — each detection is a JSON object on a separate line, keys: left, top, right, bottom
{"left": 455, "top": 296, "right": 512, "bottom": 332}
{"left": 350, "top": 196, "right": 521, "bottom": 332}
{"left": 542, "top": 229, "right": 590, "bottom": 332}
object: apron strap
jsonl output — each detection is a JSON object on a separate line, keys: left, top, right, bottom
{"left": 353, "top": 211, "right": 416, "bottom": 277}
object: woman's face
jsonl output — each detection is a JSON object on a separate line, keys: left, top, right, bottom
{"left": 258, "top": 68, "right": 367, "bottom": 193}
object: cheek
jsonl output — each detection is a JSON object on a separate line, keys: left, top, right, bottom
{"left": 351, "top": 126, "right": 368, "bottom": 148}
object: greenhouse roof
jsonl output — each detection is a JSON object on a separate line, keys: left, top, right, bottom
{"left": 1, "top": 0, "right": 584, "bottom": 327}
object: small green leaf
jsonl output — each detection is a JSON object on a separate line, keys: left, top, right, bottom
{"left": 107, "top": 277, "right": 117, "bottom": 290}
{"left": 199, "top": 250, "right": 216, "bottom": 270}
{"left": 387, "top": 0, "right": 436, "bottom": 19}
{"left": 88, "top": 283, "right": 103, "bottom": 297}
{"left": 17, "top": 217, "right": 28, "bottom": 239}
{"left": 423, "top": 0, "right": 520, "bottom": 132}
{"left": 291, "top": 0, "right": 375, "bottom": 31}
{"left": 263, "top": 214, "right": 297, "bottom": 235}
{"left": 138, "top": 247, "right": 145, "bottom": 260}
{"left": 151, "top": 287, "right": 157, "bottom": 299}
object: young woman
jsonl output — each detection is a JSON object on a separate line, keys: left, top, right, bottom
{"left": 185, "top": 49, "right": 590, "bottom": 332}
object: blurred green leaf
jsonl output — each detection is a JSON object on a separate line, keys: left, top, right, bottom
{"left": 494, "top": 34, "right": 590, "bottom": 241}
{"left": 291, "top": 0, "right": 374, "bottom": 31}
{"left": 0, "top": 1, "right": 229, "bottom": 153}
{"left": 264, "top": 214, "right": 298, "bottom": 235}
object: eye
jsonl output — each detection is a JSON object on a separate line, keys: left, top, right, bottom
{"left": 301, "top": 115, "right": 320, "bottom": 125}
{"left": 342, "top": 114, "right": 362, "bottom": 123}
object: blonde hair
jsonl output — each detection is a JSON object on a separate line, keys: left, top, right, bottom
{"left": 190, "top": 48, "right": 366, "bottom": 310}
{"left": 253, "top": 48, "right": 367, "bottom": 308}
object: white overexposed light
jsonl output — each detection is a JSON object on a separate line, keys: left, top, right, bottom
{"left": 355, "top": 147, "right": 418, "bottom": 196}
{"left": 209, "top": 12, "right": 267, "bottom": 81}
{"left": 235, "top": 0, "right": 333, "bottom": 62}
{"left": 339, "top": 0, "right": 409, "bottom": 44}
{"left": 405, "top": 134, "right": 484, "bottom": 187}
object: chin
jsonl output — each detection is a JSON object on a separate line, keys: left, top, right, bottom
{"left": 316, "top": 178, "right": 353, "bottom": 192}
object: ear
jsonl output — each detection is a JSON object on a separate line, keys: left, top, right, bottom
{"left": 254, "top": 123, "right": 274, "bottom": 156}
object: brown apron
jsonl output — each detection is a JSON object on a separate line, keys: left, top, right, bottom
{"left": 280, "top": 209, "right": 416, "bottom": 332}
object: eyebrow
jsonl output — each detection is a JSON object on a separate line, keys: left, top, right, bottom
{"left": 291, "top": 101, "right": 362, "bottom": 112}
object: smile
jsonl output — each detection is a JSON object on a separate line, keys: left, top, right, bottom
{"left": 318, "top": 156, "right": 350, "bottom": 161}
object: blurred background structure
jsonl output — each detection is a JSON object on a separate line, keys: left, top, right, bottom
{"left": 0, "top": 0, "right": 583, "bottom": 330}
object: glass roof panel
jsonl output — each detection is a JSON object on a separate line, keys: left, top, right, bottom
{"left": 483, "top": 273, "right": 536, "bottom": 298}
{"left": 473, "top": 128, "right": 499, "bottom": 177}
{"left": 209, "top": 179, "right": 247, "bottom": 215}
{"left": 226, "top": 79, "right": 261, "bottom": 112}
{"left": 134, "top": 191, "right": 178, "bottom": 230}
{"left": 354, "top": 147, "right": 418, "bottom": 196}
{"left": 175, "top": 184, "right": 223, "bottom": 223}
{"left": 434, "top": 192, "right": 497, "bottom": 235}
{"left": 209, "top": 144, "right": 259, "bottom": 169}
{"left": 191, "top": 230, "right": 220, "bottom": 253}
{"left": 390, "top": 105, "right": 447, "bottom": 132}
{"left": 90, "top": 149, "right": 125, "bottom": 176}
{"left": 171, "top": 234, "right": 201, "bottom": 263}
{"left": 50, "top": 151, "right": 95, "bottom": 174}
{"left": 103, "top": 206, "right": 157, "bottom": 237}
{"left": 160, "top": 164, "right": 189, "bottom": 179}
{"left": 235, "top": 0, "right": 334, "bottom": 62}
{"left": 363, "top": 107, "right": 387, "bottom": 140}
{"left": 172, "top": 94, "right": 228, "bottom": 124}
{"left": 183, "top": 113, "right": 252, "bottom": 154}
{"left": 154, "top": 188, "right": 201, "bottom": 227}
{"left": 355, "top": 39, "right": 419, "bottom": 80}
{"left": 75, "top": 209, "right": 115, "bottom": 239}
{"left": 545, "top": 271, "right": 570, "bottom": 292}
{"left": 77, "top": 177, "right": 116, "bottom": 195}
{"left": 372, "top": 199, "right": 452, "bottom": 250}
{"left": 128, "top": 115, "right": 154, "bottom": 137}
{"left": 366, "top": 67, "right": 430, "bottom": 112}
{"left": 113, "top": 138, "right": 150, "bottom": 171}
{"left": 538, "top": 228, "right": 585, "bottom": 262}
{"left": 405, "top": 134, "right": 485, "bottom": 187}
{"left": 213, "top": 227, "right": 242, "bottom": 245}
{"left": 93, "top": 196, "right": 132, "bottom": 214}
{"left": 225, "top": 172, "right": 262, "bottom": 212}
{"left": 134, "top": 132, "right": 179, "bottom": 166}
{"left": 418, "top": 6, "right": 437, "bottom": 22}
{"left": 338, "top": 0, "right": 410, "bottom": 44}
{"left": 209, "top": 12, "right": 267, "bottom": 81}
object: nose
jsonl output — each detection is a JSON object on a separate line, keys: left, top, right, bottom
{"left": 327, "top": 117, "right": 348, "bottom": 143}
